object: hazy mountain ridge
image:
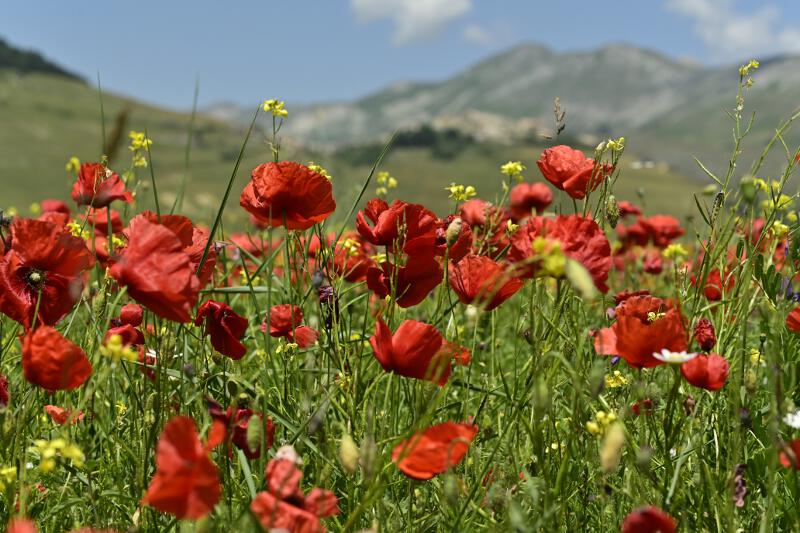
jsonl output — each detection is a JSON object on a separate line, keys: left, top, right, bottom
{"left": 0, "top": 38, "right": 83, "bottom": 81}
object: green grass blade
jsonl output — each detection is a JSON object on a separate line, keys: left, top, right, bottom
{"left": 171, "top": 78, "right": 200, "bottom": 215}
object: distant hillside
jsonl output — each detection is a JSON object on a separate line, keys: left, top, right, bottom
{"left": 209, "top": 42, "right": 800, "bottom": 178}
{"left": 0, "top": 38, "right": 83, "bottom": 81}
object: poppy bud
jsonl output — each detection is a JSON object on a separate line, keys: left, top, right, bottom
{"left": 745, "top": 369, "right": 758, "bottom": 393}
{"left": 339, "top": 433, "right": 359, "bottom": 474}
{"left": 694, "top": 318, "right": 717, "bottom": 352}
{"left": 605, "top": 195, "right": 620, "bottom": 228}
{"left": 445, "top": 217, "right": 463, "bottom": 248}
{"left": 361, "top": 435, "right": 377, "bottom": 479}
{"left": 183, "top": 363, "right": 196, "bottom": 378}
{"left": 600, "top": 422, "right": 625, "bottom": 473}
{"left": 246, "top": 414, "right": 263, "bottom": 455}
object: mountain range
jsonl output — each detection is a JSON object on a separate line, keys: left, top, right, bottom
{"left": 210, "top": 42, "right": 800, "bottom": 176}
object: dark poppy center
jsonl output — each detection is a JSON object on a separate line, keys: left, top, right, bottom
{"left": 25, "top": 268, "right": 46, "bottom": 288}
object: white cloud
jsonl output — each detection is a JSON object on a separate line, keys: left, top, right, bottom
{"left": 666, "top": 0, "right": 800, "bottom": 61}
{"left": 351, "top": 0, "right": 472, "bottom": 45}
{"left": 462, "top": 24, "right": 491, "bottom": 45}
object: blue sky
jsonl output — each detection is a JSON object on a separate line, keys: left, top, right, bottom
{"left": 4, "top": 0, "right": 800, "bottom": 110}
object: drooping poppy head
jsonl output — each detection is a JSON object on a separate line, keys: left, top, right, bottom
{"left": 71, "top": 163, "right": 133, "bottom": 208}
{"left": 693, "top": 318, "right": 716, "bottom": 352}
{"left": 366, "top": 255, "right": 443, "bottom": 308}
{"left": 620, "top": 506, "right": 676, "bottom": 533}
{"left": 392, "top": 421, "right": 478, "bottom": 480}
{"left": 449, "top": 254, "right": 524, "bottom": 311}
{"left": 264, "top": 304, "right": 319, "bottom": 348}
{"left": 509, "top": 182, "right": 553, "bottom": 221}
{"left": 240, "top": 161, "right": 336, "bottom": 230}
{"left": 110, "top": 217, "right": 200, "bottom": 323}
{"left": 508, "top": 215, "right": 611, "bottom": 292}
{"left": 369, "top": 320, "right": 469, "bottom": 386}
{"left": 0, "top": 218, "right": 94, "bottom": 328}
{"left": 22, "top": 326, "right": 92, "bottom": 391}
{"left": 195, "top": 300, "right": 248, "bottom": 360}
{"left": 141, "top": 415, "right": 222, "bottom": 520}
{"left": 537, "top": 145, "right": 612, "bottom": 200}
{"left": 680, "top": 353, "right": 729, "bottom": 391}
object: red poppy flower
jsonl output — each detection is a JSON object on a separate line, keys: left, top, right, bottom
{"left": 0, "top": 218, "right": 94, "bottom": 327}
{"left": 639, "top": 215, "right": 684, "bottom": 248}
{"left": 594, "top": 296, "right": 687, "bottom": 368}
{"left": 110, "top": 217, "right": 200, "bottom": 323}
{"left": 0, "top": 374, "right": 8, "bottom": 407}
{"left": 642, "top": 249, "right": 663, "bottom": 275}
{"left": 369, "top": 320, "right": 469, "bottom": 385}
{"left": 618, "top": 201, "right": 643, "bottom": 218}
{"left": 449, "top": 254, "right": 524, "bottom": 310}
{"left": 693, "top": 318, "right": 716, "bottom": 352}
{"left": 129, "top": 211, "right": 217, "bottom": 288}
{"left": 104, "top": 323, "right": 144, "bottom": 346}
{"left": 780, "top": 439, "right": 800, "bottom": 469}
{"left": 141, "top": 415, "right": 222, "bottom": 520}
{"left": 537, "top": 145, "right": 612, "bottom": 199}
{"left": 41, "top": 199, "right": 71, "bottom": 216}
{"left": 681, "top": 353, "right": 729, "bottom": 391}
{"left": 240, "top": 161, "right": 336, "bottom": 230}
{"left": 614, "top": 289, "right": 650, "bottom": 306}
{"left": 264, "top": 304, "right": 318, "bottom": 348}
{"left": 508, "top": 215, "right": 612, "bottom": 292}
{"left": 22, "top": 326, "right": 92, "bottom": 391}
{"left": 366, "top": 255, "right": 443, "bottom": 308}
{"left": 329, "top": 232, "right": 375, "bottom": 282}
{"left": 71, "top": 162, "right": 133, "bottom": 208}
{"left": 787, "top": 306, "right": 800, "bottom": 333}
{"left": 207, "top": 398, "right": 275, "bottom": 459}
{"left": 7, "top": 518, "right": 38, "bottom": 533}
{"left": 81, "top": 207, "right": 123, "bottom": 236}
{"left": 697, "top": 268, "right": 734, "bottom": 301}
{"left": 356, "top": 199, "right": 438, "bottom": 256}
{"left": 509, "top": 182, "right": 553, "bottom": 221}
{"left": 250, "top": 456, "right": 339, "bottom": 532}
{"left": 195, "top": 300, "right": 248, "bottom": 360}
{"left": 459, "top": 199, "right": 491, "bottom": 227}
{"left": 229, "top": 232, "right": 278, "bottom": 258}
{"left": 44, "top": 405, "right": 84, "bottom": 425}
{"left": 616, "top": 220, "right": 650, "bottom": 249}
{"left": 433, "top": 215, "right": 473, "bottom": 262}
{"left": 119, "top": 303, "right": 143, "bottom": 327}
{"left": 621, "top": 506, "right": 676, "bottom": 533}
{"left": 392, "top": 421, "right": 478, "bottom": 480}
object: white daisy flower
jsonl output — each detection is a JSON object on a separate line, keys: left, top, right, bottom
{"left": 784, "top": 410, "right": 800, "bottom": 429}
{"left": 652, "top": 349, "right": 698, "bottom": 364}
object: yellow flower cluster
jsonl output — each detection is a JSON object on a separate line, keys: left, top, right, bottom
{"left": 586, "top": 410, "right": 618, "bottom": 436}
{"left": 376, "top": 171, "right": 397, "bottom": 196}
{"left": 604, "top": 370, "right": 629, "bottom": 389}
{"left": 308, "top": 162, "right": 332, "bottom": 181}
{"left": 341, "top": 238, "right": 361, "bottom": 257}
{"left": 500, "top": 161, "right": 526, "bottom": 182}
{"left": 100, "top": 334, "right": 138, "bottom": 364}
{"left": 445, "top": 183, "right": 477, "bottom": 202}
{"left": 0, "top": 465, "right": 16, "bottom": 490}
{"left": 129, "top": 131, "right": 153, "bottom": 151}
{"left": 662, "top": 243, "right": 688, "bottom": 261}
{"left": 263, "top": 99, "right": 288, "bottom": 117}
{"left": 65, "top": 156, "right": 81, "bottom": 173}
{"left": 31, "top": 438, "right": 85, "bottom": 473}
{"left": 739, "top": 59, "right": 760, "bottom": 77}
{"left": 66, "top": 220, "right": 90, "bottom": 240}
{"left": 606, "top": 137, "right": 625, "bottom": 152}
{"left": 647, "top": 311, "right": 666, "bottom": 322}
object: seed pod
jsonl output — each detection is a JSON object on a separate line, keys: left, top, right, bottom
{"left": 339, "top": 433, "right": 359, "bottom": 474}
{"left": 445, "top": 217, "right": 463, "bottom": 248}
{"left": 246, "top": 414, "right": 263, "bottom": 454}
{"left": 605, "top": 195, "right": 620, "bottom": 228}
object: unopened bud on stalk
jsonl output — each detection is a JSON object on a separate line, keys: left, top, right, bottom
{"left": 740, "top": 177, "right": 757, "bottom": 202}
{"left": 683, "top": 395, "right": 696, "bottom": 415}
{"left": 745, "top": 369, "right": 758, "bottom": 393}
{"left": 339, "top": 433, "right": 359, "bottom": 474}
{"left": 445, "top": 217, "right": 463, "bottom": 248}
{"left": 600, "top": 422, "right": 626, "bottom": 473}
{"left": 605, "top": 195, "right": 620, "bottom": 228}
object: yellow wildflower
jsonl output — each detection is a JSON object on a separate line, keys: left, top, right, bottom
{"left": 99, "top": 334, "right": 138, "bottom": 364}
{"left": 65, "top": 156, "right": 81, "bottom": 173}
{"left": 263, "top": 99, "right": 288, "bottom": 117}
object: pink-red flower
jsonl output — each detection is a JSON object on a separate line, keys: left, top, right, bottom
{"left": 366, "top": 254, "right": 443, "bottom": 308}
{"left": 356, "top": 199, "right": 438, "bottom": 256}
{"left": 22, "top": 326, "right": 92, "bottom": 391}
{"left": 639, "top": 215, "right": 684, "bottom": 248}
{"left": 44, "top": 405, "right": 84, "bottom": 425}
{"left": 370, "top": 320, "right": 469, "bottom": 385}
{"left": 240, "top": 162, "right": 336, "bottom": 230}
{"left": 392, "top": 421, "right": 478, "bottom": 480}
{"left": 449, "top": 254, "right": 523, "bottom": 310}
{"left": 0, "top": 218, "right": 94, "bottom": 327}
{"left": 537, "top": 145, "right": 612, "bottom": 199}
{"left": 141, "top": 415, "right": 223, "bottom": 520}
{"left": 195, "top": 300, "right": 248, "bottom": 360}
{"left": 71, "top": 162, "right": 132, "bottom": 208}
